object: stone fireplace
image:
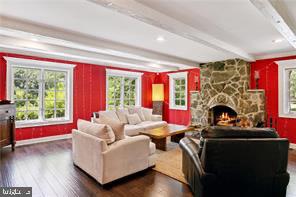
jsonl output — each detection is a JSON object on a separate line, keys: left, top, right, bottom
{"left": 191, "top": 59, "right": 265, "bottom": 127}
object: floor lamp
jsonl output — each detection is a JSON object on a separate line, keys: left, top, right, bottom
{"left": 152, "top": 84, "right": 164, "bottom": 116}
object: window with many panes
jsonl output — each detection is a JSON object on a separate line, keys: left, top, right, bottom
{"left": 278, "top": 60, "right": 296, "bottom": 118}
{"left": 168, "top": 72, "right": 188, "bottom": 110}
{"left": 288, "top": 70, "right": 296, "bottom": 113}
{"left": 106, "top": 69, "right": 142, "bottom": 110}
{"left": 5, "top": 57, "right": 74, "bottom": 127}
{"left": 173, "top": 78, "right": 186, "bottom": 107}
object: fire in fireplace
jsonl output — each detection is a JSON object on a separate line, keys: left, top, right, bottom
{"left": 208, "top": 105, "right": 237, "bottom": 126}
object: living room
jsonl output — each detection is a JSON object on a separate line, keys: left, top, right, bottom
{"left": 0, "top": 0, "right": 296, "bottom": 197}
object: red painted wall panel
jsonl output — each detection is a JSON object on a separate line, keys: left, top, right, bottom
{"left": 251, "top": 55, "right": 296, "bottom": 143}
{"left": 0, "top": 53, "right": 155, "bottom": 141}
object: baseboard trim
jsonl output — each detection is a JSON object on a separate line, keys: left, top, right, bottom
{"left": 290, "top": 143, "right": 296, "bottom": 150}
{"left": 16, "top": 134, "right": 72, "bottom": 147}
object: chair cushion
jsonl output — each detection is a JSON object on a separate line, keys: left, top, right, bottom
{"left": 128, "top": 106, "right": 145, "bottom": 121}
{"left": 99, "top": 110, "right": 120, "bottom": 121}
{"left": 137, "top": 121, "right": 167, "bottom": 130}
{"left": 127, "top": 113, "right": 142, "bottom": 125}
{"left": 124, "top": 124, "right": 144, "bottom": 136}
{"left": 77, "top": 119, "right": 115, "bottom": 144}
{"left": 116, "top": 109, "right": 129, "bottom": 124}
{"left": 94, "top": 115, "right": 125, "bottom": 141}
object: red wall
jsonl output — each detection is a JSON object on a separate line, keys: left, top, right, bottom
{"left": 0, "top": 53, "right": 156, "bottom": 141}
{"left": 4, "top": 52, "right": 294, "bottom": 143}
{"left": 155, "top": 68, "right": 200, "bottom": 126}
{"left": 251, "top": 55, "right": 296, "bottom": 143}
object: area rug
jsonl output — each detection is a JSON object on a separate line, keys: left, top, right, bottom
{"left": 152, "top": 142, "right": 188, "bottom": 184}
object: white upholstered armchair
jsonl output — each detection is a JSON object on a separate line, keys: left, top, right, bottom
{"left": 72, "top": 129, "right": 155, "bottom": 185}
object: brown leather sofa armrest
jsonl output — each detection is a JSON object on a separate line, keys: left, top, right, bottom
{"left": 180, "top": 138, "right": 214, "bottom": 178}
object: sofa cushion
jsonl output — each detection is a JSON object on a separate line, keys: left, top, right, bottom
{"left": 99, "top": 110, "right": 120, "bottom": 121}
{"left": 151, "top": 114, "right": 162, "bottom": 121}
{"left": 142, "top": 108, "right": 153, "bottom": 121}
{"left": 128, "top": 106, "right": 145, "bottom": 121}
{"left": 137, "top": 121, "right": 167, "bottom": 130}
{"left": 116, "top": 109, "right": 129, "bottom": 124}
{"left": 95, "top": 115, "right": 125, "bottom": 141}
{"left": 77, "top": 119, "right": 115, "bottom": 144}
{"left": 124, "top": 124, "right": 144, "bottom": 136}
{"left": 126, "top": 113, "right": 142, "bottom": 125}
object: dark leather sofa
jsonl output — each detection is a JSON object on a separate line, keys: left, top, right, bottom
{"left": 180, "top": 126, "right": 290, "bottom": 197}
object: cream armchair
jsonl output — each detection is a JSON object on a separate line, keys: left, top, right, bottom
{"left": 72, "top": 129, "right": 155, "bottom": 185}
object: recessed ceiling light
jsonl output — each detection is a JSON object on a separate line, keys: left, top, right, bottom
{"left": 156, "top": 36, "right": 165, "bottom": 42}
{"left": 272, "top": 38, "right": 283, "bottom": 43}
{"left": 107, "top": 2, "right": 113, "bottom": 6}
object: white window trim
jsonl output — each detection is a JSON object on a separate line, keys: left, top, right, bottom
{"left": 168, "top": 71, "right": 188, "bottom": 110}
{"left": 277, "top": 59, "right": 296, "bottom": 118}
{"left": 4, "top": 56, "right": 76, "bottom": 128}
{"left": 106, "top": 69, "right": 143, "bottom": 109}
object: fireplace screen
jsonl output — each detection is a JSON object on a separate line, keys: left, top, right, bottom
{"left": 208, "top": 105, "right": 237, "bottom": 126}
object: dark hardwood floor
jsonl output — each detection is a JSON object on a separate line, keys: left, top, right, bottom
{"left": 0, "top": 139, "right": 192, "bottom": 197}
{"left": 0, "top": 139, "right": 296, "bottom": 197}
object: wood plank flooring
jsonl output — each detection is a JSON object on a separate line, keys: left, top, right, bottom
{"left": 0, "top": 139, "right": 296, "bottom": 197}
{"left": 0, "top": 139, "right": 192, "bottom": 197}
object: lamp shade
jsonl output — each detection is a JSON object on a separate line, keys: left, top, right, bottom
{"left": 152, "top": 84, "right": 164, "bottom": 101}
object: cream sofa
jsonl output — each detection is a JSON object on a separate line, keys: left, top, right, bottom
{"left": 93, "top": 107, "right": 167, "bottom": 136}
{"left": 72, "top": 129, "right": 156, "bottom": 185}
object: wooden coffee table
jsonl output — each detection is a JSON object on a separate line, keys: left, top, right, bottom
{"left": 140, "top": 125, "right": 191, "bottom": 151}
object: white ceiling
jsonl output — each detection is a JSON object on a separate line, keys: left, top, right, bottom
{"left": 0, "top": 0, "right": 295, "bottom": 72}
{"left": 136, "top": 0, "right": 294, "bottom": 58}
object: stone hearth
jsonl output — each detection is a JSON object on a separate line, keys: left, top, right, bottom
{"left": 191, "top": 59, "right": 265, "bottom": 126}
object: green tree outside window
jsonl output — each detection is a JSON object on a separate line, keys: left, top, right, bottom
{"left": 289, "top": 70, "right": 296, "bottom": 112}
{"left": 12, "top": 67, "right": 67, "bottom": 121}
{"left": 107, "top": 76, "right": 137, "bottom": 110}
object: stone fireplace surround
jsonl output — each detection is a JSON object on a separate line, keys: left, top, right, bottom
{"left": 191, "top": 59, "right": 265, "bottom": 126}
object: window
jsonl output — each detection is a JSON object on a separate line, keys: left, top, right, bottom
{"left": 5, "top": 57, "right": 75, "bottom": 128}
{"left": 168, "top": 72, "right": 188, "bottom": 110}
{"left": 288, "top": 70, "right": 296, "bottom": 112}
{"left": 278, "top": 59, "right": 296, "bottom": 118}
{"left": 106, "top": 69, "right": 142, "bottom": 110}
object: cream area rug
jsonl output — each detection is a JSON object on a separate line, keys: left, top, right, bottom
{"left": 152, "top": 142, "right": 188, "bottom": 184}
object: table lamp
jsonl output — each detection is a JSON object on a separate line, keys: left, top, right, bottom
{"left": 152, "top": 84, "right": 164, "bottom": 115}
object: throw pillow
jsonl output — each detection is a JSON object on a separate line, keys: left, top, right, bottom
{"left": 128, "top": 106, "right": 145, "bottom": 121}
{"left": 77, "top": 119, "right": 115, "bottom": 144}
{"left": 98, "top": 110, "right": 120, "bottom": 121}
{"left": 126, "top": 113, "right": 142, "bottom": 125}
{"left": 116, "top": 109, "right": 129, "bottom": 124}
{"left": 142, "top": 108, "right": 153, "bottom": 121}
{"left": 94, "top": 115, "right": 125, "bottom": 141}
